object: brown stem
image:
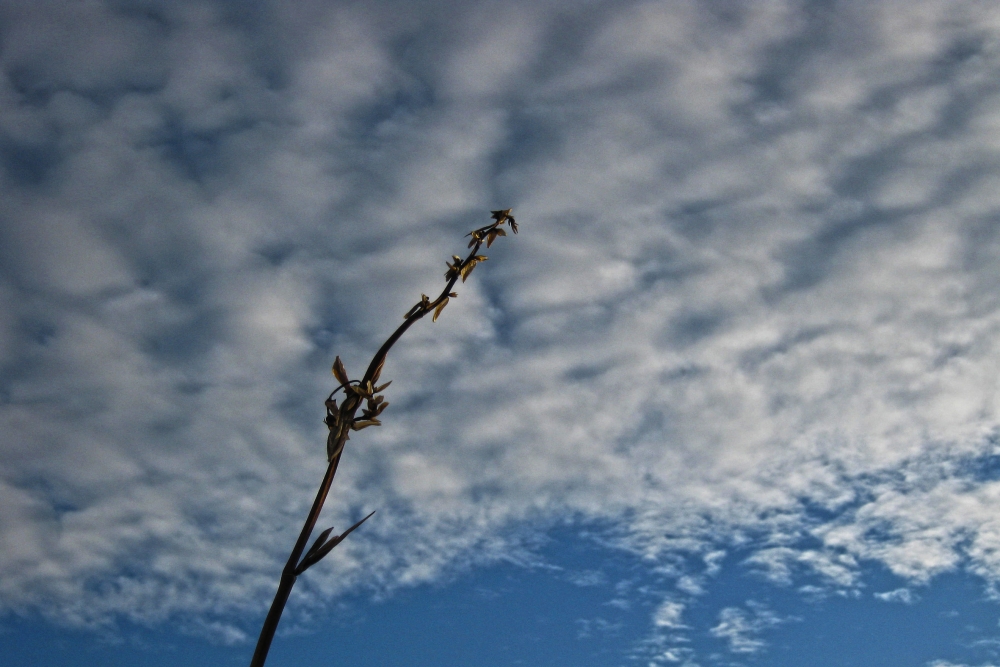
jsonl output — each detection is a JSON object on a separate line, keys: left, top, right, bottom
{"left": 360, "top": 237, "right": 485, "bottom": 384}
{"left": 249, "top": 453, "right": 342, "bottom": 667}
{"left": 248, "top": 212, "right": 512, "bottom": 667}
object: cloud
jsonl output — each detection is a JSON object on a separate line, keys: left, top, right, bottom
{"left": 710, "top": 602, "right": 789, "bottom": 654}
{"left": 652, "top": 600, "right": 686, "bottom": 629}
{"left": 875, "top": 587, "right": 919, "bottom": 604}
{"left": 4, "top": 0, "right": 1000, "bottom": 651}
{"left": 575, "top": 616, "right": 622, "bottom": 639}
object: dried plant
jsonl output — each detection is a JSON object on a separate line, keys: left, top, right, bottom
{"left": 249, "top": 209, "right": 518, "bottom": 667}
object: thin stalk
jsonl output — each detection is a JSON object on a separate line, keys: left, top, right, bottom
{"left": 247, "top": 211, "right": 517, "bottom": 667}
{"left": 248, "top": 454, "right": 341, "bottom": 667}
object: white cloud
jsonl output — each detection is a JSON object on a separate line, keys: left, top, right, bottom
{"left": 710, "top": 602, "right": 788, "bottom": 654}
{"left": 652, "top": 600, "right": 686, "bottom": 629}
{"left": 4, "top": 0, "right": 1000, "bottom": 650}
{"left": 875, "top": 587, "right": 919, "bottom": 603}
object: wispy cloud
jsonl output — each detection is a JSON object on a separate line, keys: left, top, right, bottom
{"left": 652, "top": 600, "right": 687, "bottom": 630}
{"left": 875, "top": 587, "right": 920, "bottom": 604}
{"left": 710, "top": 602, "right": 789, "bottom": 654}
{"left": 4, "top": 0, "right": 1000, "bottom": 653}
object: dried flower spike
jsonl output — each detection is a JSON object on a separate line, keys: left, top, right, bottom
{"left": 250, "top": 210, "right": 518, "bottom": 667}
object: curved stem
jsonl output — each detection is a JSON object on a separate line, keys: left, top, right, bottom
{"left": 360, "top": 236, "right": 485, "bottom": 384}
{"left": 248, "top": 212, "right": 512, "bottom": 666}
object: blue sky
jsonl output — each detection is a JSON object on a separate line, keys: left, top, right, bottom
{"left": 5, "top": 0, "right": 1000, "bottom": 665}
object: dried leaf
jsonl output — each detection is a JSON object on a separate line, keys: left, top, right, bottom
{"left": 374, "top": 381, "right": 392, "bottom": 393}
{"left": 371, "top": 357, "right": 386, "bottom": 384}
{"left": 509, "top": 218, "right": 518, "bottom": 234}
{"left": 351, "top": 419, "right": 381, "bottom": 431}
{"left": 307, "top": 511, "right": 376, "bottom": 571}
{"left": 304, "top": 526, "right": 336, "bottom": 561}
{"left": 295, "top": 520, "right": 355, "bottom": 575}
{"left": 327, "top": 432, "right": 345, "bottom": 461}
{"left": 460, "top": 260, "right": 476, "bottom": 281}
{"left": 338, "top": 510, "right": 376, "bottom": 541}
{"left": 332, "top": 357, "right": 349, "bottom": 385}
{"left": 433, "top": 297, "right": 449, "bottom": 322}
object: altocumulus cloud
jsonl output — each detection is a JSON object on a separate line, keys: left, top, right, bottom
{"left": 4, "top": 0, "right": 1000, "bottom": 650}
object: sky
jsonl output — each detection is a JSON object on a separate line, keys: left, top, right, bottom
{"left": 6, "top": 0, "right": 1000, "bottom": 665}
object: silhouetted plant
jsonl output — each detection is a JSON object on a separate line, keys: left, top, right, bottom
{"left": 249, "top": 209, "right": 518, "bottom": 667}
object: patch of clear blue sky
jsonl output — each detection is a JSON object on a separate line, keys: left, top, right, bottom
{"left": 7, "top": 525, "right": 1000, "bottom": 666}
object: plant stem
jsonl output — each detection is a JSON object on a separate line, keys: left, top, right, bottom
{"left": 247, "top": 211, "right": 514, "bottom": 666}
{"left": 249, "top": 453, "right": 342, "bottom": 667}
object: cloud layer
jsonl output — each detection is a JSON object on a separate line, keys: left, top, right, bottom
{"left": 4, "top": 0, "right": 1000, "bottom": 648}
